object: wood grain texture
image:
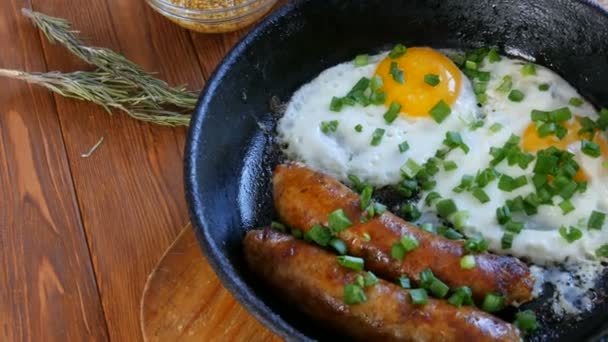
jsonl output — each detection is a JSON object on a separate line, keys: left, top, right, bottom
{"left": 28, "top": 0, "right": 203, "bottom": 340}
{"left": 141, "top": 224, "right": 280, "bottom": 342}
{"left": 0, "top": 1, "right": 109, "bottom": 341}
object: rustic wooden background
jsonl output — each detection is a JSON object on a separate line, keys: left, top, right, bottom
{"left": 0, "top": 0, "right": 258, "bottom": 340}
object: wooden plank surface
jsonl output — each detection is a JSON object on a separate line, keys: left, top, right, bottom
{"left": 141, "top": 224, "right": 279, "bottom": 342}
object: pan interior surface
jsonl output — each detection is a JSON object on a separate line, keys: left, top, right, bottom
{"left": 184, "top": 0, "right": 608, "bottom": 340}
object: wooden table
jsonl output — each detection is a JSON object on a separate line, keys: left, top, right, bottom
{"left": 0, "top": 1, "right": 267, "bottom": 340}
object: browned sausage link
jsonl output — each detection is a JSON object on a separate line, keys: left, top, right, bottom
{"left": 273, "top": 163, "right": 534, "bottom": 304}
{"left": 244, "top": 229, "right": 522, "bottom": 342}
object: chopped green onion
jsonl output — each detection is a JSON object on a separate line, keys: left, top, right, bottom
{"left": 558, "top": 200, "right": 575, "bottom": 214}
{"left": 569, "top": 97, "right": 584, "bottom": 107}
{"left": 464, "top": 234, "right": 489, "bottom": 253}
{"left": 460, "top": 255, "right": 476, "bottom": 269}
{"left": 425, "top": 192, "right": 442, "bottom": 206}
{"left": 476, "top": 93, "right": 488, "bottom": 106}
{"left": 370, "top": 128, "right": 386, "bottom": 146}
{"left": 429, "top": 100, "right": 452, "bottom": 123}
{"left": 471, "top": 187, "right": 490, "bottom": 203}
{"left": 391, "top": 243, "right": 406, "bottom": 261}
{"left": 401, "top": 158, "right": 423, "bottom": 178}
{"left": 596, "top": 244, "right": 608, "bottom": 257}
{"left": 559, "top": 226, "right": 582, "bottom": 243}
{"left": 348, "top": 174, "right": 366, "bottom": 192}
{"left": 489, "top": 122, "right": 503, "bottom": 132}
{"left": 337, "top": 255, "right": 364, "bottom": 271}
{"left": 438, "top": 226, "right": 464, "bottom": 240}
{"left": 419, "top": 269, "right": 435, "bottom": 287}
{"left": 389, "top": 44, "right": 407, "bottom": 58}
{"left": 465, "top": 60, "right": 478, "bottom": 70}
{"left": 451, "top": 211, "right": 469, "bottom": 230}
{"left": 271, "top": 221, "right": 286, "bottom": 233}
{"left": 537, "top": 122, "right": 556, "bottom": 137}
{"left": 436, "top": 199, "right": 458, "bottom": 218}
{"left": 389, "top": 61, "right": 405, "bottom": 84}
{"left": 521, "top": 63, "right": 537, "bottom": 76}
{"left": 369, "top": 91, "right": 386, "bottom": 105}
{"left": 531, "top": 109, "right": 549, "bottom": 122}
{"left": 354, "top": 124, "right": 363, "bottom": 132}
{"left": 363, "top": 271, "right": 379, "bottom": 287}
{"left": 501, "top": 232, "right": 514, "bottom": 249}
{"left": 400, "top": 203, "right": 421, "bottom": 221}
{"left": 343, "top": 284, "right": 367, "bottom": 304}
{"left": 476, "top": 71, "right": 491, "bottom": 81}
{"left": 420, "top": 223, "right": 436, "bottom": 234}
{"left": 496, "top": 75, "right": 512, "bottom": 93}
{"left": 330, "top": 97, "right": 343, "bottom": 112}
{"left": 362, "top": 232, "right": 371, "bottom": 242}
{"left": 428, "top": 278, "right": 450, "bottom": 298}
{"left": 507, "top": 196, "right": 525, "bottom": 212}
{"left": 306, "top": 224, "right": 332, "bottom": 246}
{"left": 400, "top": 235, "right": 419, "bottom": 252}
{"left": 320, "top": 120, "right": 339, "bottom": 134}
{"left": 549, "top": 107, "right": 572, "bottom": 122}
{"left": 444, "top": 160, "right": 458, "bottom": 171}
{"left": 398, "top": 276, "right": 411, "bottom": 289}
{"left": 383, "top": 101, "right": 402, "bottom": 123}
{"left": 291, "top": 229, "right": 303, "bottom": 239}
{"left": 588, "top": 210, "right": 606, "bottom": 230}
{"left": 424, "top": 73, "right": 441, "bottom": 86}
{"left": 453, "top": 174, "right": 474, "bottom": 193}
{"left": 409, "top": 288, "right": 429, "bottom": 305}
{"left": 448, "top": 286, "right": 473, "bottom": 307}
{"left": 498, "top": 174, "right": 526, "bottom": 192}
{"left": 329, "top": 238, "right": 347, "bottom": 255}
{"left": 533, "top": 153, "right": 559, "bottom": 174}
{"left": 355, "top": 275, "right": 365, "bottom": 287}
{"left": 370, "top": 75, "right": 383, "bottom": 91}
{"left": 514, "top": 310, "right": 538, "bottom": 332}
{"left": 496, "top": 205, "right": 512, "bottom": 225}
{"left": 360, "top": 186, "right": 373, "bottom": 211}
{"left": 469, "top": 120, "right": 485, "bottom": 131}
{"left": 508, "top": 89, "right": 525, "bottom": 102}
{"left": 505, "top": 221, "right": 524, "bottom": 234}
{"left": 488, "top": 49, "right": 501, "bottom": 63}
{"left": 581, "top": 139, "right": 601, "bottom": 158}
{"left": 443, "top": 131, "right": 470, "bottom": 153}
{"left": 475, "top": 167, "right": 499, "bottom": 187}
{"left": 538, "top": 83, "right": 550, "bottom": 91}
{"left": 354, "top": 54, "right": 369, "bottom": 66}
{"left": 398, "top": 141, "right": 410, "bottom": 153}
{"left": 482, "top": 293, "right": 505, "bottom": 312}
{"left": 328, "top": 209, "right": 353, "bottom": 233}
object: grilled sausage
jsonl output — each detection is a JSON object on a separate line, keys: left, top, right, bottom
{"left": 273, "top": 163, "right": 534, "bottom": 304}
{"left": 244, "top": 228, "right": 522, "bottom": 342}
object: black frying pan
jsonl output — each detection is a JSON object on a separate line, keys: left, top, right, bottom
{"left": 184, "top": 0, "right": 608, "bottom": 340}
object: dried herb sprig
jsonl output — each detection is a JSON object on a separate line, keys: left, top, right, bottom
{"left": 0, "top": 68, "right": 191, "bottom": 126}
{"left": 22, "top": 8, "right": 198, "bottom": 110}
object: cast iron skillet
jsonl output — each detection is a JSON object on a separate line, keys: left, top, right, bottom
{"left": 185, "top": 0, "right": 608, "bottom": 340}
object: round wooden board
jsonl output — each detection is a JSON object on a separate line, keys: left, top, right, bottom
{"left": 140, "top": 224, "right": 281, "bottom": 342}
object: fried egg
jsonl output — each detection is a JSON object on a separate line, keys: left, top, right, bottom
{"left": 278, "top": 48, "right": 478, "bottom": 186}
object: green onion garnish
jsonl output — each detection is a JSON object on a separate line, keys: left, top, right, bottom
{"left": 429, "top": 278, "right": 450, "bottom": 298}
{"left": 498, "top": 174, "right": 527, "bottom": 192}
{"left": 400, "top": 203, "right": 421, "bottom": 221}
{"left": 320, "top": 120, "right": 339, "bottom": 134}
{"left": 521, "top": 63, "right": 537, "bottom": 76}
{"left": 558, "top": 200, "right": 575, "bottom": 214}
{"left": 596, "top": 244, "right": 608, "bottom": 257}
{"left": 400, "top": 234, "right": 420, "bottom": 252}
{"left": 501, "top": 232, "right": 514, "bottom": 249}
{"left": 436, "top": 199, "right": 458, "bottom": 218}
{"left": 465, "top": 60, "right": 478, "bottom": 70}
{"left": 370, "top": 75, "right": 383, "bottom": 91}
{"left": 569, "top": 97, "right": 584, "bottom": 107}
{"left": 328, "top": 209, "right": 353, "bottom": 233}
{"left": 370, "top": 128, "right": 386, "bottom": 146}
{"left": 390, "top": 61, "right": 405, "bottom": 84}
{"left": 383, "top": 101, "right": 402, "bottom": 123}
{"left": 360, "top": 185, "right": 373, "bottom": 210}
{"left": 429, "top": 100, "right": 452, "bottom": 123}
{"left": 581, "top": 139, "right": 601, "bottom": 158}
{"left": 401, "top": 158, "right": 423, "bottom": 178}
{"left": 389, "top": 44, "right": 407, "bottom": 58}
{"left": 398, "top": 141, "right": 410, "bottom": 153}
{"left": 453, "top": 174, "right": 474, "bottom": 193}
{"left": 362, "top": 232, "right": 371, "bottom": 242}
{"left": 496, "top": 75, "right": 512, "bottom": 93}
{"left": 369, "top": 91, "right": 386, "bottom": 105}
{"left": 398, "top": 276, "right": 411, "bottom": 289}
{"left": 420, "top": 223, "right": 436, "bottom": 234}
{"left": 538, "top": 83, "right": 550, "bottom": 91}
{"left": 549, "top": 107, "right": 572, "bottom": 122}
{"left": 533, "top": 153, "right": 559, "bottom": 174}
{"left": 409, "top": 288, "right": 429, "bottom": 305}
{"left": 514, "top": 310, "right": 538, "bottom": 332}
{"left": 448, "top": 286, "right": 473, "bottom": 307}
{"left": 482, "top": 293, "right": 505, "bottom": 312}
{"left": 337, "top": 255, "right": 364, "bottom": 271}
{"left": 559, "top": 226, "right": 582, "bottom": 243}
{"left": 343, "top": 284, "right": 367, "bottom": 304}
{"left": 329, "top": 238, "right": 348, "bottom": 255}
{"left": 488, "top": 49, "right": 501, "bottom": 63}
{"left": 444, "top": 160, "right": 458, "bottom": 171}
{"left": 419, "top": 269, "right": 435, "bottom": 287}
{"left": 489, "top": 122, "right": 503, "bottom": 133}
{"left": 505, "top": 221, "right": 524, "bottom": 234}
{"left": 537, "top": 122, "right": 556, "bottom": 137}
{"left": 475, "top": 167, "right": 499, "bottom": 187}
{"left": 508, "top": 89, "right": 525, "bottom": 102}
{"left": 424, "top": 73, "right": 441, "bottom": 87}
{"left": 531, "top": 109, "right": 549, "bottom": 122}
{"left": 330, "top": 97, "right": 343, "bottom": 112}
{"left": 306, "top": 224, "right": 332, "bottom": 246}
{"left": 460, "top": 255, "right": 476, "bottom": 269}
{"left": 354, "top": 54, "right": 369, "bottom": 67}
{"left": 496, "top": 205, "right": 512, "bottom": 224}
{"left": 443, "top": 131, "right": 470, "bottom": 153}
{"left": 588, "top": 210, "right": 606, "bottom": 230}
{"left": 425, "top": 192, "right": 442, "bottom": 206}
{"left": 471, "top": 187, "right": 490, "bottom": 203}
{"left": 355, "top": 124, "right": 363, "bottom": 132}
{"left": 464, "top": 234, "right": 489, "bottom": 253}
{"left": 271, "top": 221, "right": 286, "bottom": 232}
{"left": 363, "top": 271, "right": 379, "bottom": 287}
{"left": 391, "top": 242, "right": 406, "bottom": 261}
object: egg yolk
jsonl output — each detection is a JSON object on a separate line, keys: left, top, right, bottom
{"left": 522, "top": 117, "right": 608, "bottom": 181}
{"left": 374, "top": 47, "right": 461, "bottom": 118}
